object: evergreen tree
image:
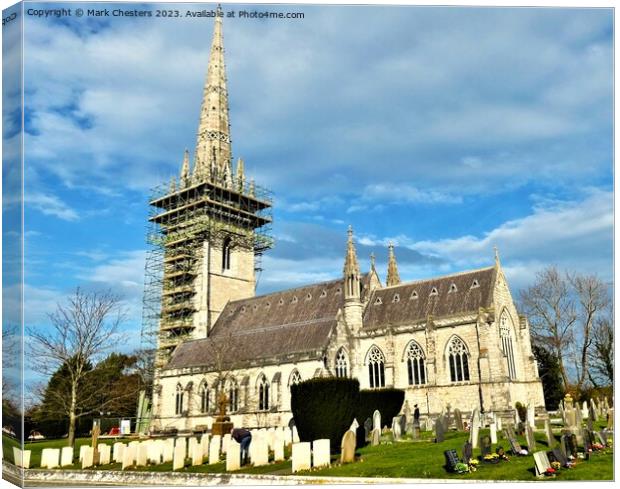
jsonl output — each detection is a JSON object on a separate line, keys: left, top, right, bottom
{"left": 532, "top": 344, "right": 564, "bottom": 410}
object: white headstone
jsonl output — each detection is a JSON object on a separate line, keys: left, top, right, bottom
{"left": 372, "top": 410, "right": 381, "bottom": 431}
{"left": 136, "top": 442, "right": 148, "bottom": 467}
{"left": 78, "top": 445, "right": 88, "bottom": 462}
{"left": 200, "top": 434, "right": 210, "bottom": 455}
{"left": 267, "top": 428, "right": 276, "bottom": 450}
{"left": 350, "top": 418, "right": 359, "bottom": 432}
{"left": 81, "top": 447, "right": 93, "bottom": 469}
{"left": 251, "top": 435, "right": 269, "bottom": 466}
{"left": 391, "top": 416, "right": 402, "bottom": 440}
{"left": 163, "top": 439, "right": 174, "bottom": 463}
{"left": 121, "top": 443, "right": 135, "bottom": 469}
{"left": 226, "top": 439, "right": 241, "bottom": 471}
{"left": 496, "top": 415, "right": 503, "bottom": 431}
{"left": 527, "top": 404, "right": 536, "bottom": 428}
{"left": 147, "top": 440, "right": 161, "bottom": 465}
{"left": 191, "top": 441, "right": 203, "bottom": 466}
{"left": 12, "top": 448, "right": 22, "bottom": 468}
{"left": 60, "top": 446, "right": 73, "bottom": 467}
{"left": 312, "top": 439, "right": 330, "bottom": 468}
{"left": 292, "top": 426, "right": 300, "bottom": 443}
{"left": 42, "top": 448, "right": 60, "bottom": 469}
{"left": 209, "top": 435, "right": 221, "bottom": 464}
{"left": 173, "top": 442, "right": 185, "bottom": 471}
{"left": 22, "top": 450, "right": 31, "bottom": 469}
{"left": 113, "top": 442, "right": 125, "bottom": 463}
{"left": 175, "top": 437, "right": 187, "bottom": 460}
{"left": 222, "top": 433, "right": 231, "bottom": 454}
{"left": 274, "top": 433, "right": 285, "bottom": 462}
{"left": 489, "top": 422, "right": 497, "bottom": 444}
{"left": 292, "top": 442, "right": 311, "bottom": 473}
{"left": 99, "top": 445, "right": 111, "bottom": 465}
{"left": 470, "top": 409, "right": 480, "bottom": 449}
{"left": 188, "top": 437, "right": 198, "bottom": 455}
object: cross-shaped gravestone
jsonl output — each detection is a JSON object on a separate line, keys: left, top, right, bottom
{"left": 480, "top": 435, "right": 492, "bottom": 457}
{"left": 444, "top": 449, "right": 460, "bottom": 472}
{"left": 533, "top": 451, "right": 552, "bottom": 478}
{"left": 462, "top": 441, "right": 473, "bottom": 464}
{"left": 434, "top": 418, "right": 445, "bottom": 443}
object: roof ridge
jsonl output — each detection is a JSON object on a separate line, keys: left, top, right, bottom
{"left": 377, "top": 265, "right": 495, "bottom": 291}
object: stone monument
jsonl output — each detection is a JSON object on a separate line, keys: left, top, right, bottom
{"left": 211, "top": 391, "right": 234, "bottom": 436}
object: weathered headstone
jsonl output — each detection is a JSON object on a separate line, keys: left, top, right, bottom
{"left": 462, "top": 441, "right": 473, "bottom": 463}
{"left": 496, "top": 415, "right": 503, "bottom": 431}
{"left": 60, "top": 446, "right": 73, "bottom": 467}
{"left": 226, "top": 439, "right": 241, "bottom": 471}
{"left": 147, "top": 441, "right": 161, "bottom": 465}
{"left": 371, "top": 428, "right": 381, "bottom": 446}
{"left": 544, "top": 419, "right": 556, "bottom": 447}
{"left": 399, "top": 414, "right": 407, "bottom": 436}
{"left": 489, "top": 422, "right": 497, "bottom": 444}
{"left": 606, "top": 408, "right": 614, "bottom": 429}
{"left": 412, "top": 419, "right": 420, "bottom": 439}
{"left": 113, "top": 442, "right": 125, "bottom": 463}
{"left": 191, "top": 441, "right": 203, "bottom": 466}
{"left": 200, "top": 434, "right": 209, "bottom": 456}
{"left": 81, "top": 447, "right": 94, "bottom": 469}
{"left": 13, "top": 448, "right": 30, "bottom": 469}
{"left": 121, "top": 443, "right": 135, "bottom": 470}
{"left": 292, "top": 442, "right": 311, "bottom": 473}
{"left": 135, "top": 443, "right": 148, "bottom": 467}
{"left": 504, "top": 427, "right": 523, "bottom": 455}
{"left": 372, "top": 410, "right": 381, "bottom": 431}
{"left": 454, "top": 408, "right": 464, "bottom": 431}
{"left": 469, "top": 410, "right": 480, "bottom": 449}
{"left": 525, "top": 424, "right": 536, "bottom": 450}
{"left": 533, "top": 450, "right": 552, "bottom": 477}
{"left": 444, "top": 449, "right": 460, "bottom": 472}
{"left": 349, "top": 418, "right": 359, "bottom": 433}
{"left": 209, "top": 435, "right": 221, "bottom": 464}
{"left": 404, "top": 401, "right": 412, "bottom": 423}
{"left": 172, "top": 443, "right": 185, "bottom": 471}
{"left": 312, "top": 439, "right": 330, "bottom": 468}
{"left": 480, "top": 435, "right": 492, "bottom": 457}
{"left": 595, "top": 431, "right": 607, "bottom": 447}
{"left": 162, "top": 439, "right": 174, "bottom": 463}
{"left": 274, "top": 431, "right": 285, "bottom": 462}
{"left": 582, "top": 401, "right": 588, "bottom": 420}
{"left": 434, "top": 417, "right": 445, "bottom": 443}
{"left": 340, "top": 430, "right": 356, "bottom": 464}
{"left": 251, "top": 435, "right": 269, "bottom": 466}
{"left": 363, "top": 417, "right": 372, "bottom": 441}
{"left": 41, "top": 448, "right": 60, "bottom": 469}
{"left": 527, "top": 404, "right": 535, "bottom": 429}
{"left": 392, "top": 416, "right": 402, "bottom": 440}
{"left": 99, "top": 445, "right": 111, "bottom": 465}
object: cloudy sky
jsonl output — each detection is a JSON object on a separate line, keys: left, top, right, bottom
{"left": 4, "top": 2, "right": 613, "bottom": 385}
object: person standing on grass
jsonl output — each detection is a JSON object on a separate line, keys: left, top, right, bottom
{"left": 231, "top": 427, "right": 252, "bottom": 465}
{"left": 414, "top": 404, "right": 420, "bottom": 422}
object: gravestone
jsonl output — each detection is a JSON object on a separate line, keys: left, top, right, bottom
{"left": 454, "top": 408, "right": 464, "bottom": 431}
{"left": 162, "top": 439, "right": 174, "bottom": 463}
{"left": 562, "top": 434, "right": 577, "bottom": 458}
{"left": 136, "top": 443, "right": 148, "bottom": 467}
{"left": 391, "top": 416, "right": 402, "bottom": 440}
{"left": 292, "top": 426, "right": 300, "bottom": 443}
{"left": 399, "top": 414, "right": 407, "bottom": 436}
{"left": 606, "top": 408, "right": 614, "bottom": 429}
{"left": 349, "top": 418, "right": 359, "bottom": 433}
{"left": 99, "top": 445, "right": 111, "bottom": 465}
{"left": 504, "top": 427, "right": 523, "bottom": 455}
{"left": 312, "top": 439, "right": 331, "bottom": 468}
{"left": 527, "top": 404, "right": 535, "bottom": 428}
{"left": 113, "top": 442, "right": 125, "bottom": 463}
{"left": 191, "top": 441, "right": 203, "bottom": 466}
{"left": 480, "top": 435, "right": 492, "bottom": 457}
{"left": 60, "top": 446, "right": 73, "bottom": 467}
{"left": 251, "top": 436, "right": 269, "bottom": 467}
{"left": 434, "top": 417, "right": 445, "bottom": 443}
{"left": 340, "top": 430, "right": 356, "bottom": 464}
{"left": 412, "top": 420, "right": 420, "bottom": 439}
{"left": 544, "top": 419, "right": 556, "bottom": 447}
{"left": 551, "top": 447, "right": 568, "bottom": 466}
{"left": 444, "top": 449, "right": 460, "bottom": 472}
{"left": 292, "top": 442, "right": 311, "bottom": 473}
{"left": 41, "top": 448, "right": 60, "bottom": 469}
{"left": 172, "top": 443, "right": 185, "bottom": 471}
{"left": 496, "top": 416, "right": 503, "bottom": 431}
{"left": 525, "top": 424, "right": 536, "bottom": 450}
{"left": 81, "top": 447, "right": 94, "bottom": 469}
{"left": 222, "top": 433, "right": 231, "bottom": 455}
{"left": 371, "top": 428, "right": 381, "bottom": 446}
{"left": 373, "top": 410, "right": 381, "bottom": 431}
{"left": 226, "top": 439, "right": 241, "bottom": 471}
{"left": 200, "top": 434, "right": 209, "bottom": 456}
{"left": 470, "top": 411, "right": 480, "bottom": 449}
{"left": 489, "top": 422, "right": 497, "bottom": 444}
{"left": 595, "top": 431, "right": 606, "bottom": 447}
{"left": 147, "top": 441, "right": 161, "bottom": 465}
{"left": 121, "top": 444, "right": 135, "bottom": 470}
{"left": 590, "top": 400, "right": 598, "bottom": 421}
{"left": 274, "top": 431, "right": 285, "bottom": 461}
{"left": 363, "top": 418, "right": 373, "bottom": 441}
{"left": 462, "top": 441, "right": 473, "bottom": 463}
{"left": 13, "top": 448, "right": 31, "bottom": 469}
{"left": 533, "top": 450, "right": 552, "bottom": 477}
{"left": 582, "top": 401, "right": 588, "bottom": 420}
{"left": 209, "top": 435, "right": 221, "bottom": 464}
{"left": 404, "top": 401, "right": 412, "bottom": 423}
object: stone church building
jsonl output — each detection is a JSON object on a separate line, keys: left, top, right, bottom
{"left": 149, "top": 11, "right": 544, "bottom": 432}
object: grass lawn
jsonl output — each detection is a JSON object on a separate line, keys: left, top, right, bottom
{"left": 3, "top": 423, "right": 612, "bottom": 481}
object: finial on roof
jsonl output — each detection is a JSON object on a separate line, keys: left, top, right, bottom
{"left": 494, "top": 245, "right": 500, "bottom": 267}
{"left": 180, "top": 149, "right": 191, "bottom": 186}
{"left": 370, "top": 252, "right": 376, "bottom": 270}
{"left": 343, "top": 226, "right": 360, "bottom": 277}
{"left": 386, "top": 241, "right": 401, "bottom": 287}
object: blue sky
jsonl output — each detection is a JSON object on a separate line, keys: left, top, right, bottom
{"left": 7, "top": 2, "right": 614, "bottom": 387}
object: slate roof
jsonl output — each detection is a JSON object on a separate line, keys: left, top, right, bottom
{"left": 165, "top": 277, "right": 348, "bottom": 370}
{"left": 165, "top": 267, "right": 497, "bottom": 370}
{"left": 362, "top": 267, "right": 496, "bottom": 330}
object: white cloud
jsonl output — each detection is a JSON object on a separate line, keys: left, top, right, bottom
{"left": 25, "top": 192, "right": 79, "bottom": 221}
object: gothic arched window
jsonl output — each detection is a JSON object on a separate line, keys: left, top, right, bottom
{"left": 222, "top": 237, "right": 232, "bottom": 271}
{"left": 258, "top": 374, "right": 270, "bottom": 411}
{"left": 335, "top": 348, "right": 349, "bottom": 378}
{"left": 199, "top": 382, "right": 209, "bottom": 414}
{"left": 175, "top": 384, "right": 184, "bottom": 415}
{"left": 228, "top": 379, "right": 239, "bottom": 413}
{"left": 289, "top": 369, "right": 302, "bottom": 388}
{"left": 500, "top": 311, "right": 517, "bottom": 380}
{"left": 447, "top": 336, "right": 470, "bottom": 382}
{"left": 406, "top": 341, "right": 427, "bottom": 385}
{"left": 367, "top": 345, "right": 386, "bottom": 388}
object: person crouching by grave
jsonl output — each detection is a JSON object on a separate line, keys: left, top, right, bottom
{"left": 231, "top": 428, "right": 252, "bottom": 465}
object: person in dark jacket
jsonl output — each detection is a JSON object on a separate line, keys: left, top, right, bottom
{"left": 414, "top": 404, "right": 420, "bottom": 422}
{"left": 231, "top": 428, "right": 252, "bottom": 465}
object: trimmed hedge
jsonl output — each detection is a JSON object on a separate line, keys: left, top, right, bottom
{"left": 291, "top": 377, "right": 360, "bottom": 452}
{"left": 356, "top": 388, "right": 405, "bottom": 430}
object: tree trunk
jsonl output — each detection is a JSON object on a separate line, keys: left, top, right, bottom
{"left": 68, "top": 382, "right": 78, "bottom": 447}
{"left": 556, "top": 347, "right": 569, "bottom": 390}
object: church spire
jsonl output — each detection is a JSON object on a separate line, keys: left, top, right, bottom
{"left": 343, "top": 225, "right": 360, "bottom": 277}
{"left": 386, "top": 242, "right": 401, "bottom": 287}
{"left": 180, "top": 149, "right": 191, "bottom": 186}
{"left": 194, "top": 5, "right": 231, "bottom": 180}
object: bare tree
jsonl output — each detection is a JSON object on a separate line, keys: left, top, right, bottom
{"left": 28, "top": 288, "right": 129, "bottom": 447}
{"left": 568, "top": 273, "right": 610, "bottom": 391}
{"left": 519, "top": 266, "right": 576, "bottom": 387}
{"left": 588, "top": 311, "right": 613, "bottom": 386}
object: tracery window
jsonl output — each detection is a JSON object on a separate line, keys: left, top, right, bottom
{"left": 228, "top": 379, "right": 239, "bottom": 412}
{"left": 258, "top": 374, "right": 270, "bottom": 411}
{"left": 175, "top": 384, "right": 184, "bottom": 415}
{"left": 199, "top": 383, "right": 209, "bottom": 414}
{"left": 367, "top": 346, "right": 386, "bottom": 388}
{"left": 222, "top": 237, "right": 232, "bottom": 271}
{"left": 406, "top": 341, "right": 427, "bottom": 385}
{"left": 500, "top": 312, "right": 517, "bottom": 380}
{"left": 447, "top": 336, "right": 470, "bottom": 382}
{"left": 335, "top": 348, "right": 349, "bottom": 378}
{"left": 289, "top": 369, "right": 302, "bottom": 387}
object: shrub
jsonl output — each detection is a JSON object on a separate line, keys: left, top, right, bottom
{"left": 515, "top": 402, "right": 527, "bottom": 422}
{"left": 356, "top": 388, "right": 405, "bottom": 429}
{"left": 291, "top": 377, "right": 360, "bottom": 452}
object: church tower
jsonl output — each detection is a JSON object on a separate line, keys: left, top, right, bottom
{"left": 145, "top": 8, "right": 273, "bottom": 368}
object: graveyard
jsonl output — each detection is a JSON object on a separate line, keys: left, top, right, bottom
{"left": 6, "top": 400, "right": 614, "bottom": 482}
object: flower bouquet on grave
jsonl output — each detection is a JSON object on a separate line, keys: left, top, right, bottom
{"left": 591, "top": 442, "right": 604, "bottom": 451}
{"left": 544, "top": 467, "right": 557, "bottom": 477}
{"left": 496, "top": 447, "right": 510, "bottom": 461}
{"left": 483, "top": 453, "right": 501, "bottom": 464}
{"left": 551, "top": 461, "right": 561, "bottom": 471}
{"left": 455, "top": 462, "right": 470, "bottom": 474}
{"left": 468, "top": 458, "right": 479, "bottom": 472}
